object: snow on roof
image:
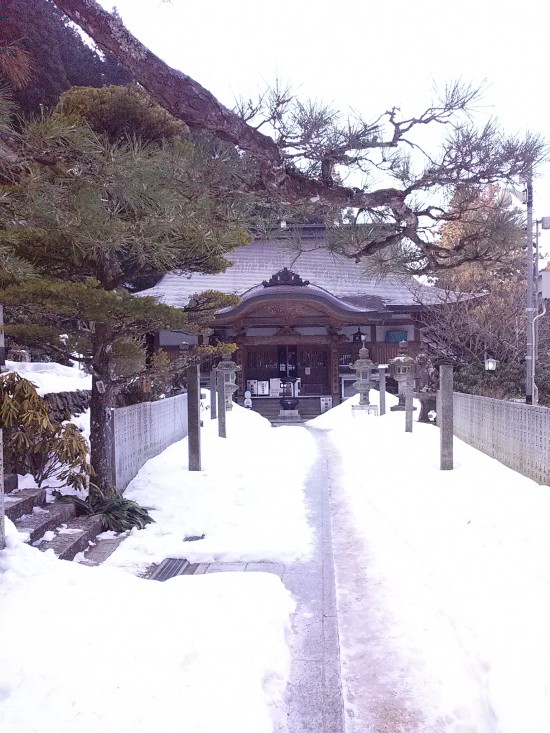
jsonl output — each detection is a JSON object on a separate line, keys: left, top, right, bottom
{"left": 140, "top": 236, "right": 445, "bottom": 309}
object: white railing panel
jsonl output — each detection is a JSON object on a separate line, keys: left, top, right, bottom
{"left": 453, "top": 393, "right": 550, "bottom": 486}
{"left": 113, "top": 394, "right": 188, "bottom": 491}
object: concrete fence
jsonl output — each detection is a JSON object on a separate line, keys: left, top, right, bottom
{"left": 112, "top": 394, "right": 188, "bottom": 491}
{"left": 453, "top": 392, "right": 550, "bottom": 486}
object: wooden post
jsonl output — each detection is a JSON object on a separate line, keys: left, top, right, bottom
{"left": 217, "top": 374, "right": 226, "bottom": 438}
{"left": 330, "top": 344, "right": 341, "bottom": 406}
{"left": 0, "top": 304, "right": 5, "bottom": 367}
{"left": 439, "top": 365, "right": 454, "bottom": 470}
{"left": 210, "top": 370, "right": 217, "bottom": 420}
{"left": 405, "top": 372, "right": 413, "bottom": 432}
{"left": 378, "top": 366, "right": 386, "bottom": 416}
{"left": 187, "top": 364, "right": 201, "bottom": 471}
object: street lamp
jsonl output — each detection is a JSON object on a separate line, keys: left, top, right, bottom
{"left": 484, "top": 357, "right": 497, "bottom": 372}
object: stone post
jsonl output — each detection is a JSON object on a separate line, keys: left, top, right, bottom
{"left": 0, "top": 429, "right": 5, "bottom": 550}
{"left": 217, "top": 377, "right": 226, "bottom": 439}
{"left": 439, "top": 365, "right": 454, "bottom": 470}
{"left": 0, "top": 306, "right": 5, "bottom": 547}
{"left": 210, "top": 370, "right": 217, "bottom": 420}
{"left": 405, "top": 372, "right": 414, "bottom": 432}
{"left": 187, "top": 364, "right": 201, "bottom": 471}
{"left": 378, "top": 366, "right": 386, "bottom": 416}
{"left": 0, "top": 304, "right": 5, "bottom": 367}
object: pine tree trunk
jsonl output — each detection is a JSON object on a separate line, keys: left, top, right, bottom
{"left": 89, "top": 327, "right": 117, "bottom": 495}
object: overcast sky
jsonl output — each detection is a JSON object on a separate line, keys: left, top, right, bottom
{"left": 99, "top": 0, "right": 550, "bottom": 243}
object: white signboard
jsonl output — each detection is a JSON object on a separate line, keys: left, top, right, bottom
{"left": 246, "top": 379, "right": 258, "bottom": 396}
{"left": 257, "top": 380, "right": 269, "bottom": 396}
{"left": 320, "top": 397, "right": 333, "bottom": 413}
{"left": 269, "top": 378, "right": 282, "bottom": 397}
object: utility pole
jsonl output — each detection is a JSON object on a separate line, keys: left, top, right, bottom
{"left": 525, "top": 170, "right": 535, "bottom": 404}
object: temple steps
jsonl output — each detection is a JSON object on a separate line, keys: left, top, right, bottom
{"left": 4, "top": 478, "right": 105, "bottom": 561}
{"left": 244, "top": 396, "right": 328, "bottom": 423}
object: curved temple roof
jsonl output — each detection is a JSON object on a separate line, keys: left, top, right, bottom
{"left": 216, "top": 280, "right": 375, "bottom": 321}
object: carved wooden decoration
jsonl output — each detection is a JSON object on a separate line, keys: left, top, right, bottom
{"left": 262, "top": 268, "right": 310, "bottom": 288}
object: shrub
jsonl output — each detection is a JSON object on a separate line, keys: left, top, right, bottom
{"left": 56, "top": 484, "right": 154, "bottom": 532}
{"left": 0, "top": 372, "right": 91, "bottom": 490}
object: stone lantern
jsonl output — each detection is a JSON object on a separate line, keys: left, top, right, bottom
{"left": 388, "top": 340, "right": 415, "bottom": 411}
{"left": 215, "top": 350, "right": 240, "bottom": 410}
{"left": 349, "top": 343, "right": 375, "bottom": 411}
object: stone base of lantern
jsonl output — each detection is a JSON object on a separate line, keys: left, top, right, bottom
{"left": 390, "top": 403, "right": 416, "bottom": 412}
{"left": 352, "top": 404, "right": 379, "bottom": 416}
{"left": 278, "top": 408, "right": 301, "bottom": 421}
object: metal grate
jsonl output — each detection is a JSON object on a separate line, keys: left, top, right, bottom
{"left": 149, "top": 557, "right": 191, "bottom": 581}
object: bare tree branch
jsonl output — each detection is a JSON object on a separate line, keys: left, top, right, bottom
{"left": 49, "top": 0, "right": 548, "bottom": 275}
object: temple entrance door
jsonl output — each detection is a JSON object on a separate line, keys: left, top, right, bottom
{"left": 297, "top": 345, "right": 330, "bottom": 395}
{"left": 244, "top": 343, "right": 330, "bottom": 396}
{"left": 277, "top": 345, "right": 298, "bottom": 380}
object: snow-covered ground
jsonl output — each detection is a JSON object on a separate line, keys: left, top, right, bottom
{"left": 0, "top": 521, "right": 294, "bottom": 733}
{"left": 310, "top": 394, "right": 550, "bottom": 733}
{"left": 105, "top": 403, "right": 314, "bottom": 574}
{"left": 1, "top": 365, "right": 303, "bottom": 733}
{"left": 2, "top": 362, "right": 550, "bottom": 732}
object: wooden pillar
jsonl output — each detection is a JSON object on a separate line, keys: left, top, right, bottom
{"left": 330, "top": 344, "right": 341, "bottom": 406}
{"left": 234, "top": 346, "right": 245, "bottom": 398}
{"left": 370, "top": 323, "right": 376, "bottom": 344}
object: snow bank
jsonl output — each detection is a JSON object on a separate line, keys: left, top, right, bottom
{"left": 0, "top": 519, "right": 294, "bottom": 733}
{"left": 106, "top": 401, "right": 314, "bottom": 573}
{"left": 315, "top": 396, "right": 550, "bottom": 733}
{"left": 4, "top": 361, "right": 92, "bottom": 395}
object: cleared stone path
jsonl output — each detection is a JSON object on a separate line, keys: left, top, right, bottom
{"left": 318, "top": 427, "right": 438, "bottom": 733}
{"left": 188, "top": 425, "right": 346, "bottom": 733}
{"left": 90, "top": 423, "right": 432, "bottom": 731}
{"left": 281, "top": 426, "right": 345, "bottom": 733}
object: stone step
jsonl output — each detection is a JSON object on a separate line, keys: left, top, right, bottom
{"left": 80, "top": 533, "right": 126, "bottom": 566}
{"left": 248, "top": 397, "right": 324, "bottom": 422}
{"left": 37, "top": 515, "right": 105, "bottom": 561}
{"left": 15, "top": 502, "right": 77, "bottom": 544}
{"left": 3, "top": 473, "right": 18, "bottom": 494}
{"left": 5, "top": 488, "right": 47, "bottom": 522}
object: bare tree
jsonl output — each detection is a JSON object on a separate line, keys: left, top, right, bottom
{"left": 47, "top": 1, "right": 547, "bottom": 274}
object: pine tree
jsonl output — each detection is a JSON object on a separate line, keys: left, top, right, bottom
{"left": 0, "top": 89, "right": 250, "bottom": 490}
{"left": 0, "top": 0, "right": 128, "bottom": 114}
